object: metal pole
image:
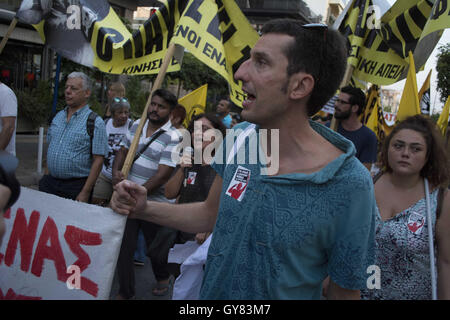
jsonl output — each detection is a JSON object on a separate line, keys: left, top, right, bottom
{"left": 37, "top": 127, "right": 44, "bottom": 174}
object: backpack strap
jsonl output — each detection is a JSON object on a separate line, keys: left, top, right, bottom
{"left": 86, "top": 111, "right": 98, "bottom": 158}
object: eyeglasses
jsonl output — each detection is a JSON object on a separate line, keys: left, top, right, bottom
{"left": 113, "top": 97, "right": 128, "bottom": 103}
{"left": 335, "top": 98, "right": 352, "bottom": 105}
{"left": 302, "top": 23, "right": 328, "bottom": 85}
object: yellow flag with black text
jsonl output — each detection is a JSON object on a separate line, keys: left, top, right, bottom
{"left": 170, "top": 0, "right": 259, "bottom": 107}
{"left": 16, "top": 0, "right": 184, "bottom": 74}
{"left": 335, "top": 0, "right": 449, "bottom": 85}
{"left": 396, "top": 52, "right": 421, "bottom": 122}
{"left": 361, "top": 84, "right": 379, "bottom": 124}
{"left": 179, "top": 84, "right": 208, "bottom": 128}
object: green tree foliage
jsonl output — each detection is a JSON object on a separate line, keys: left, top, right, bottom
{"left": 125, "top": 75, "right": 153, "bottom": 120}
{"left": 436, "top": 43, "right": 450, "bottom": 103}
{"left": 169, "top": 52, "right": 229, "bottom": 107}
{"left": 15, "top": 80, "right": 53, "bottom": 128}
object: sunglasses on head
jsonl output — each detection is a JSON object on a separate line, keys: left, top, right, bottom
{"left": 302, "top": 23, "right": 328, "bottom": 85}
{"left": 113, "top": 97, "right": 128, "bottom": 103}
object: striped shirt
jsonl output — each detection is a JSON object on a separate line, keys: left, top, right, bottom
{"left": 121, "top": 119, "right": 180, "bottom": 202}
{"left": 47, "top": 105, "right": 108, "bottom": 179}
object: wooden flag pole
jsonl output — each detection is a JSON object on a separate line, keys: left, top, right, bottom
{"left": 121, "top": 42, "right": 177, "bottom": 178}
{"left": 330, "top": 64, "right": 355, "bottom": 131}
{"left": 0, "top": 18, "right": 18, "bottom": 55}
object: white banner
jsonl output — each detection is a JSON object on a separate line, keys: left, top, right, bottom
{"left": 0, "top": 187, "right": 126, "bottom": 300}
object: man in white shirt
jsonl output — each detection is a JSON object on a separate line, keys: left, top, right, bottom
{"left": 0, "top": 80, "right": 17, "bottom": 156}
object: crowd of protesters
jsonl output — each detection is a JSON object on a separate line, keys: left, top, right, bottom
{"left": 1, "top": 18, "right": 449, "bottom": 300}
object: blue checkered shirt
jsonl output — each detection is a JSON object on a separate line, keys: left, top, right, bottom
{"left": 46, "top": 105, "right": 108, "bottom": 179}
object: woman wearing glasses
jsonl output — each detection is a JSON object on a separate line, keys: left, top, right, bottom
{"left": 92, "top": 97, "right": 132, "bottom": 206}
{"left": 361, "top": 115, "right": 450, "bottom": 300}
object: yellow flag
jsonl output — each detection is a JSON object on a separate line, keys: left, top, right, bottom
{"left": 418, "top": 69, "right": 431, "bottom": 115}
{"left": 437, "top": 96, "right": 450, "bottom": 137}
{"left": 366, "top": 100, "right": 379, "bottom": 136}
{"left": 396, "top": 51, "right": 421, "bottom": 122}
{"left": 171, "top": 0, "right": 259, "bottom": 107}
{"left": 179, "top": 84, "right": 208, "bottom": 128}
{"left": 361, "top": 85, "right": 379, "bottom": 124}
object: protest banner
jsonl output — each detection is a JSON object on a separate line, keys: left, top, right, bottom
{"left": 0, "top": 188, "right": 126, "bottom": 300}
{"left": 335, "top": 0, "right": 449, "bottom": 86}
{"left": 16, "top": 0, "right": 183, "bottom": 74}
{"left": 15, "top": 0, "right": 259, "bottom": 108}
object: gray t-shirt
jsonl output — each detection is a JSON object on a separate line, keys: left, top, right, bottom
{"left": 0, "top": 83, "right": 17, "bottom": 155}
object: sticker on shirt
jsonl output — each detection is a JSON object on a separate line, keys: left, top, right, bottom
{"left": 226, "top": 166, "right": 250, "bottom": 202}
{"left": 186, "top": 172, "right": 197, "bottom": 185}
{"left": 407, "top": 211, "right": 426, "bottom": 235}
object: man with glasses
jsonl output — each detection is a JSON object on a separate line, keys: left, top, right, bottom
{"left": 39, "top": 72, "right": 108, "bottom": 202}
{"left": 333, "top": 85, "right": 378, "bottom": 171}
{"left": 111, "top": 19, "right": 376, "bottom": 299}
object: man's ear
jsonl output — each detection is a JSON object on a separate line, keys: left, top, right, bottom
{"left": 351, "top": 104, "right": 359, "bottom": 114}
{"left": 289, "top": 73, "right": 315, "bottom": 100}
{"left": 85, "top": 89, "right": 92, "bottom": 100}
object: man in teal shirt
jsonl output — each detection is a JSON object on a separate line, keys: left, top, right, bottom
{"left": 111, "top": 19, "right": 376, "bottom": 299}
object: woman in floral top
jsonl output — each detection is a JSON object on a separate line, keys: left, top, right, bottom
{"left": 362, "top": 115, "right": 450, "bottom": 300}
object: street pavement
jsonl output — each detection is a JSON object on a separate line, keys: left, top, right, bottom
{"left": 14, "top": 134, "right": 174, "bottom": 300}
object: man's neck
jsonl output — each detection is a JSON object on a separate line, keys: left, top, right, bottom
{"left": 260, "top": 110, "right": 342, "bottom": 176}
{"left": 145, "top": 119, "right": 166, "bottom": 137}
{"left": 340, "top": 116, "right": 362, "bottom": 131}
{"left": 217, "top": 112, "right": 228, "bottom": 119}
{"left": 66, "top": 103, "right": 87, "bottom": 120}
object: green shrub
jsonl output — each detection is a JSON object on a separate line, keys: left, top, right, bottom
{"left": 15, "top": 80, "right": 53, "bottom": 129}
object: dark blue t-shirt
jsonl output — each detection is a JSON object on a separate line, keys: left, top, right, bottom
{"left": 326, "top": 122, "right": 378, "bottom": 164}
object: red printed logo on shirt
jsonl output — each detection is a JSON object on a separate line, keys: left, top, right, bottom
{"left": 187, "top": 172, "right": 197, "bottom": 185}
{"left": 226, "top": 166, "right": 250, "bottom": 202}
{"left": 407, "top": 211, "right": 426, "bottom": 235}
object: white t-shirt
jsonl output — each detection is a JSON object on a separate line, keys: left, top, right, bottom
{"left": 101, "top": 118, "right": 132, "bottom": 180}
{"left": 0, "top": 83, "right": 17, "bottom": 155}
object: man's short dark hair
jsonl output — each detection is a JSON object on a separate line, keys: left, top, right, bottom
{"left": 219, "top": 96, "right": 232, "bottom": 109}
{"left": 261, "top": 19, "right": 348, "bottom": 116}
{"left": 340, "top": 85, "right": 366, "bottom": 115}
{"left": 152, "top": 88, "right": 177, "bottom": 109}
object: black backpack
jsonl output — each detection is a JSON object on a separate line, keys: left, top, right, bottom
{"left": 86, "top": 111, "right": 98, "bottom": 158}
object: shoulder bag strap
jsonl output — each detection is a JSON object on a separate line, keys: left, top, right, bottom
{"left": 132, "top": 129, "right": 165, "bottom": 163}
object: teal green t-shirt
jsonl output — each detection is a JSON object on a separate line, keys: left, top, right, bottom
{"left": 200, "top": 121, "right": 376, "bottom": 299}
